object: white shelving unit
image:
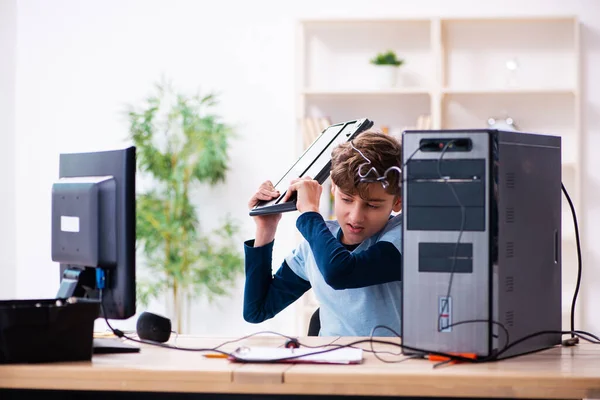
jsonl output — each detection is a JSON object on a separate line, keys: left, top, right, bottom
{"left": 295, "top": 16, "right": 581, "bottom": 336}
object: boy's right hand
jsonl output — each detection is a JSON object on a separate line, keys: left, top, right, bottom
{"left": 248, "top": 180, "right": 282, "bottom": 231}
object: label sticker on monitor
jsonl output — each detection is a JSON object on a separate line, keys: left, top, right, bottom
{"left": 61, "top": 216, "right": 80, "bottom": 233}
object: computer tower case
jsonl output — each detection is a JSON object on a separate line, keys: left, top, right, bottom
{"left": 401, "top": 129, "right": 562, "bottom": 360}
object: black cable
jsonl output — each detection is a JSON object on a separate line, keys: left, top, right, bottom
{"left": 436, "top": 140, "right": 465, "bottom": 332}
{"left": 574, "top": 329, "right": 600, "bottom": 342}
{"left": 93, "top": 165, "right": 588, "bottom": 365}
{"left": 403, "top": 143, "right": 425, "bottom": 170}
{"left": 490, "top": 330, "right": 600, "bottom": 361}
{"left": 366, "top": 140, "right": 508, "bottom": 353}
{"left": 98, "top": 292, "right": 354, "bottom": 361}
{"left": 215, "top": 158, "right": 588, "bottom": 364}
{"left": 369, "top": 325, "right": 403, "bottom": 360}
{"left": 431, "top": 141, "right": 517, "bottom": 354}
{"left": 211, "top": 330, "right": 337, "bottom": 351}
{"left": 447, "top": 319, "right": 510, "bottom": 351}
{"left": 212, "top": 331, "right": 299, "bottom": 351}
{"left": 561, "top": 183, "right": 582, "bottom": 340}
{"left": 98, "top": 292, "right": 599, "bottom": 365}
{"left": 369, "top": 326, "right": 427, "bottom": 363}
{"left": 98, "top": 291, "right": 231, "bottom": 355}
{"left": 98, "top": 295, "right": 479, "bottom": 363}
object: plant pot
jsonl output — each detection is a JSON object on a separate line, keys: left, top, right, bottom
{"left": 372, "top": 65, "right": 398, "bottom": 88}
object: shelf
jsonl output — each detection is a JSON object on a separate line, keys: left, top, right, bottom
{"left": 300, "top": 18, "right": 432, "bottom": 25}
{"left": 442, "top": 88, "right": 576, "bottom": 96}
{"left": 441, "top": 92, "right": 576, "bottom": 137}
{"left": 304, "top": 93, "right": 430, "bottom": 134}
{"left": 441, "top": 16, "right": 578, "bottom": 24}
{"left": 302, "top": 88, "right": 431, "bottom": 96}
{"left": 442, "top": 18, "right": 577, "bottom": 91}
{"left": 297, "top": 16, "right": 581, "bottom": 336}
{"left": 302, "top": 20, "right": 433, "bottom": 90}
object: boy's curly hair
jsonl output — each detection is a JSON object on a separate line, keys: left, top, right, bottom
{"left": 330, "top": 130, "right": 402, "bottom": 199}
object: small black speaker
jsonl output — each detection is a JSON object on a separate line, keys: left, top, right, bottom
{"left": 136, "top": 311, "right": 172, "bottom": 343}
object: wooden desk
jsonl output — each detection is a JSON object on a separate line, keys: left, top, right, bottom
{"left": 0, "top": 335, "right": 599, "bottom": 399}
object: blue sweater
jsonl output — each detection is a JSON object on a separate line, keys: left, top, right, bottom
{"left": 243, "top": 212, "right": 403, "bottom": 336}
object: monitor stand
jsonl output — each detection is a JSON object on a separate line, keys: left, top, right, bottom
{"left": 56, "top": 266, "right": 96, "bottom": 298}
{"left": 55, "top": 268, "right": 140, "bottom": 355}
{"left": 93, "top": 337, "right": 140, "bottom": 354}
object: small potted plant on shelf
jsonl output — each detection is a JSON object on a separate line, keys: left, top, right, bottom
{"left": 370, "top": 50, "right": 404, "bottom": 88}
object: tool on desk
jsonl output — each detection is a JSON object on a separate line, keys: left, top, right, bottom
{"left": 204, "top": 346, "right": 249, "bottom": 359}
{"left": 227, "top": 346, "right": 363, "bottom": 364}
{"left": 428, "top": 352, "right": 477, "bottom": 367}
{"left": 204, "top": 353, "right": 229, "bottom": 359}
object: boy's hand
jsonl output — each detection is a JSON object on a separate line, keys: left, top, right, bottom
{"left": 283, "top": 177, "right": 322, "bottom": 214}
{"left": 248, "top": 180, "right": 282, "bottom": 232}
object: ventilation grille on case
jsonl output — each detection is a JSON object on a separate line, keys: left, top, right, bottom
{"left": 506, "top": 207, "right": 515, "bottom": 223}
{"left": 505, "top": 310, "right": 515, "bottom": 327}
{"left": 506, "top": 172, "right": 516, "bottom": 188}
{"left": 505, "top": 276, "right": 514, "bottom": 292}
{"left": 506, "top": 242, "right": 515, "bottom": 258}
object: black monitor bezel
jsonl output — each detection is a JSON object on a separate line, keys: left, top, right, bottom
{"left": 57, "top": 146, "right": 136, "bottom": 320}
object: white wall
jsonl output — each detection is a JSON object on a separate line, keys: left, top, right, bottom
{"left": 0, "top": 0, "right": 17, "bottom": 300}
{"left": 5, "top": 0, "right": 600, "bottom": 337}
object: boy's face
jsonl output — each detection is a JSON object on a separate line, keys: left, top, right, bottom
{"left": 332, "top": 182, "right": 402, "bottom": 245}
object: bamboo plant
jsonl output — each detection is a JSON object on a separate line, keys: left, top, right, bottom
{"left": 126, "top": 79, "right": 243, "bottom": 333}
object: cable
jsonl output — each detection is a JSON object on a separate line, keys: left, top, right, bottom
{"left": 574, "top": 329, "right": 600, "bottom": 342}
{"left": 562, "top": 183, "right": 582, "bottom": 340}
{"left": 355, "top": 139, "right": 505, "bottom": 348}
{"left": 96, "top": 284, "right": 482, "bottom": 364}
{"left": 435, "top": 140, "right": 465, "bottom": 332}
{"left": 491, "top": 330, "right": 600, "bottom": 360}
{"left": 211, "top": 331, "right": 337, "bottom": 351}
{"left": 212, "top": 140, "right": 590, "bottom": 365}
{"left": 98, "top": 297, "right": 232, "bottom": 354}
{"left": 92, "top": 174, "right": 591, "bottom": 366}
{"left": 96, "top": 274, "right": 350, "bottom": 360}
{"left": 97, "top": 283, "right": 599, "bottom": 365}
{"left": 447, "top": 319, "right": 510, "bottom": 351}
{"left": 369, "top": 325, "right": 422, "bottom": 363}
{"left": 353, "top": 142, "right": 425, "bottom": 189}
{"left": 403, "top": 139, "right": 517, "bottom": 353}
{"left": 95, "top": 269, "right": 228, "bottom": 354}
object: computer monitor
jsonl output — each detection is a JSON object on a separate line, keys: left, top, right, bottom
{"left": 51, "top": 146, "right": 136, "bottom": 320}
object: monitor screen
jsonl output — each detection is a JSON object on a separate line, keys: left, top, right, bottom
{"left": 250, "top": 118, "right": 373, "bottom": 216}
{"left": 51, "top": 146, "right": 136, "bottom": 320}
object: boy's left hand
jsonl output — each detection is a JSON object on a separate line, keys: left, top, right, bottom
{"left": 283, "top": 177, "right": 322, "bottom": 214}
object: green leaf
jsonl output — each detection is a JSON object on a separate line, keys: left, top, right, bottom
{"left": 370, "top": 50, "right": 404, "bottom": 67}
{"left": 124, "top": 78, "right": 244, "bottom": 308}
{"left": 137, "top": 279, "right": 167, "bottom": 308}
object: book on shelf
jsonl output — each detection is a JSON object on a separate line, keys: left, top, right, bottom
{"left": 387, "top": 114, "right": 432, "bottom": 143}
{"left": 302, "top": 117, "right": 331, "bottom": 149}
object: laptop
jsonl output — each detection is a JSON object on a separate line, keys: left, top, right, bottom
{"left": 249, "top": 118, "right": 373, "bottom": 216}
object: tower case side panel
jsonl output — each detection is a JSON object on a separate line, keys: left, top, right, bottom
{"left": 495, "top": 131, "right": 562, "bottom": 359}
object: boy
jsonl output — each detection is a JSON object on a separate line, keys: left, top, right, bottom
{"left": 243, "top": 131, "right": 403, "bottom": 336}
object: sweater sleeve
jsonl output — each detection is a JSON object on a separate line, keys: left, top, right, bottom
{"left": 295, "top": 212, "right": 402, "bottom": 290}
{"left": 242, "top": 239, "right": 312, "bottom": 323}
